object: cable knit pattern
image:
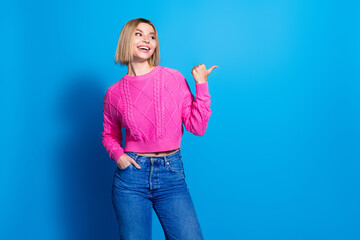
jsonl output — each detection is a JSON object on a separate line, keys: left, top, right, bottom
{"left": 102, "top": 66, "right": 211, "bottom": 163}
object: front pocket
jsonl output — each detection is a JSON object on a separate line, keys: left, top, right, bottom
{"left": 118, "top": 162, "right": 132, "bottom": 170}
{"left": 168, "top": 158, "right": 184, "bottom": 173}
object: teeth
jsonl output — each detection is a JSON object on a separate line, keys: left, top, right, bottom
{"left": 139, "top": 46, "right": 149, "bottom": 50}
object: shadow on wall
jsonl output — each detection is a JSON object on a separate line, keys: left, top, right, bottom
{"left": 53, "top": 72, "right": 118, "bottom": 240}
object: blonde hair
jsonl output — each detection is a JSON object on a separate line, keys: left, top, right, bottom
{"left": 115, "top": 18, "right": 160, "bottom": 67}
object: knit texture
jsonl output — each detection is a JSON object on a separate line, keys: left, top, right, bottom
{"left": 102, "top": 66, "right": 211, "bottom": 163}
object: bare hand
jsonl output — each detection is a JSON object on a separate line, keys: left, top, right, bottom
{"left": 191, "top": 64, "right": 218, "bottom": 84}
{"left": 117, "top": 154, "right": 141, "bottom": 169}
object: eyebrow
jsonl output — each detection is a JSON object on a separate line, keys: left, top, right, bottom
{"left": 136, "top": 29, "right": 155, "bottom": 35}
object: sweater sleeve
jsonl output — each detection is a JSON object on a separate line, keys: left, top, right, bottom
{"left": 180, "top": 73, "right": 212, "bottom": 136}
{"left": 101, "top": 89, "right": 126, "bottom": 164}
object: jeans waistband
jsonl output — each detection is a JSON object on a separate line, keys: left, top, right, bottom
{"left": 124, "top": 149, "right": 182, "bottom": 162}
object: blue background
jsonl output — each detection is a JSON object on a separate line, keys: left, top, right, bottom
{"left": 1, "top": 0, "right": 359, "bottom": 239}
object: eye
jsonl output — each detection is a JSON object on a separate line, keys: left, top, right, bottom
{"left": 135, "top": 32, "right": 155, "bottom": 40}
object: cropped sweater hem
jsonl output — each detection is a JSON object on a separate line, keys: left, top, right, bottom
{"left": 124, "top": 138, "right": 182, "bottom": 153}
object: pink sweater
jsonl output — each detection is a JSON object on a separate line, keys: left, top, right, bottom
{"left": 102, "top": 65, "right": 211, "bottom": 163}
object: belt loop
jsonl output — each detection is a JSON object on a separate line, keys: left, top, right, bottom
{"left": 164, "top": 156, "right": 167, "bottom": 166}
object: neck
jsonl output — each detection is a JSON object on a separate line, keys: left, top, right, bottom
{"left": 127, "top": 62, "right": 155, "bottom": 76}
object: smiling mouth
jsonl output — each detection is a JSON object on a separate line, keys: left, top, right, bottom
{"left": 138, "top": 46, "right": 150, "bottom": 52}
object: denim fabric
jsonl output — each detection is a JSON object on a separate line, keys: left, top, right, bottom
{"left": 111, "top": 149, "right": 204, "bottom": 240}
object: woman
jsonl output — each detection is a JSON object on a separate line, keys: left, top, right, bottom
{"left": 102, "top": 18, "right": 218, "bottom": 240}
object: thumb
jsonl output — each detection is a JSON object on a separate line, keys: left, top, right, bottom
{"left": 207, "top": 65, "right": 219, "bottom": 75}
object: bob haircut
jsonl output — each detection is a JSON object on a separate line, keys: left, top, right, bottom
{"left": 115, "top": 18, "right": 160, "bottom": 67}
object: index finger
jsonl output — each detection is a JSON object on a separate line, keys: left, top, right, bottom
{"left": 129, "top": 157, "right": 141, "bottom": 169}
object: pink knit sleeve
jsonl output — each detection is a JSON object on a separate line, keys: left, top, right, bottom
{"left": 180, "top": 73, "right": 212, "bottom": 136}
{"left": 101, "top": 89, "right": 125, "bottom": 164}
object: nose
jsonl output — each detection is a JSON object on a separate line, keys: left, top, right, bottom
{"left": 142, "top": 36, "right": 150, "bottom": 43}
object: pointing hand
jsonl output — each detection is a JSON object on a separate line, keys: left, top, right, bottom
{"left": 191, "top": 64, "right": 218, "bottom": 84}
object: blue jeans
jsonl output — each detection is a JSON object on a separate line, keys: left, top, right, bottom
{"left": 111, "top": 149, "right": 204, "bottom": 240}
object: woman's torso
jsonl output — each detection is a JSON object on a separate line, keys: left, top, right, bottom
{"left": 113, "top": 66, "right": 185, "bottom": 152}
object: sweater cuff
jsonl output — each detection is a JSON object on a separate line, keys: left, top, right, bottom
{"left": 114, "top": 150, "right": 126, "bottom": 164}
{"left": 195, "top": 81, "right": 209, "bottom": 97}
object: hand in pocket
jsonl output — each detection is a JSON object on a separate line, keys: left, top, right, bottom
{"left": 117, "top": 154, "right": 141, "bottom": 169}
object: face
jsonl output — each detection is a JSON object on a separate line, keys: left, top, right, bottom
{"left": 132, "top": 22, "right": 157, "bottom": 62}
